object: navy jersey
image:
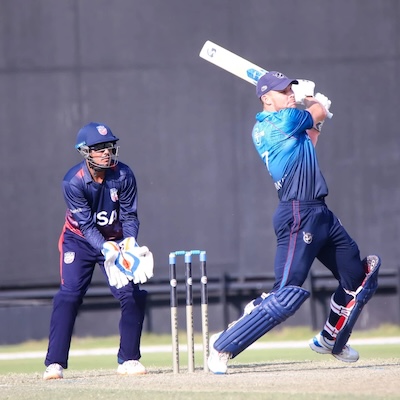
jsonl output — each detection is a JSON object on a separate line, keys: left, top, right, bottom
{"left": 62, "top": 161, "right": 139, "bottom": 251}
{"left": 252, "top": 108, "right": 328, "bottom": 201}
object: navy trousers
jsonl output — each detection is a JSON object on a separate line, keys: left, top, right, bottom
{"left": 272, "top": 200, "right": 365, "bottom": 297}
{"left": 45, "top": 229, "right": 147, "bottom": 368}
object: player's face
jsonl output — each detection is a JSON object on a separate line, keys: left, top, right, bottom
{"left": 89, "top": 142, "right": 118, "bottom": 167}
{"left": 264, "top": 84, "right": 296, "bottom": 111}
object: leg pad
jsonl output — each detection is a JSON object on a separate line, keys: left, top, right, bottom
{"left": 332, "top": 255, "right": 381, "bottom": 354}
{"left": 214, "top": 285, "right": 310, "bottom": 358}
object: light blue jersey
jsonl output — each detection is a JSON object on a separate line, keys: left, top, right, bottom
{"left": 252, "top": 108, "right": 328, "bottom": 201}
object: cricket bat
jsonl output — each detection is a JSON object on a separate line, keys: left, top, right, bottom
{"left": 199, "top": 40, "right": 267, "bottom": 86}
{"left": 199, "top": 40, "right": 332, "bottom": 118}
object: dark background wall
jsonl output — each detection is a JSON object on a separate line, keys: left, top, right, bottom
{"left": 0, "top": 0, "right": 399, "bottom": 342}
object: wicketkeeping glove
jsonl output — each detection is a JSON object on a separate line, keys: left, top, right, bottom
{"left": 102, "top": 241, "right": 130, "bottom": 289}
{"left": 118, "top": 237, "right": 154, "bottom": 284}
{"left": 102, "top": 238, "right": 155, "bottom": 288}
{"left": 292, "top": 79, "right": 315, "bottom": 105}
{"left": 126, "top": 246, "right": 154, "bottom": 284}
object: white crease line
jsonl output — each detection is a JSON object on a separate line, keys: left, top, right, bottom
{"left": 0, "top": 337, "right": 399, "bottom": 361}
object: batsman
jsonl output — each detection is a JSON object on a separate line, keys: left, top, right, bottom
{"left": 207, "top": 71, "right": 381, "bottom": 374}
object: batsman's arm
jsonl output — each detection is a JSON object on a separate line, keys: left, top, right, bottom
{"left": 306, "top": 126, "right": 322, "bottom": 147}
{"left": 303, "top": 96, "right": 329, "bottom": 146}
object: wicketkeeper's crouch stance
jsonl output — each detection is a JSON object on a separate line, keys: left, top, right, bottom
{"left": 43, "top": 122, "right": 154, "bottom": 380}
{"left": 207, "top": 71, "right": 381, "bottom": 374}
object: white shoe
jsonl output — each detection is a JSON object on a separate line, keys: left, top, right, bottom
{"left": 117, "top": 360, "right": 147, "bottom": 375}
{"left": 43, "top": 363, "right": 63, "bottom": 380}
{"left": 309, "top": 332, "right": 359, "bottom": 362}
{"left": 207, "top": 333, "right": 231, "bottom": 374}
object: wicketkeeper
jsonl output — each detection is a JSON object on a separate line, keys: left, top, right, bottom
{"left": 207, "top": 72, "right": 381, "bottom": 374}
{"left": 43, "top": 122, "right": 154, "bottom": 380}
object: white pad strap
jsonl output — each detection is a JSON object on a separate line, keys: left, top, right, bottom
{"left": 323, "top": 294, "right": 355, "bottom": 339}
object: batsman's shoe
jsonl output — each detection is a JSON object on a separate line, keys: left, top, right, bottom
{"left": 43, "top": 363, "right": 63, "bottom": 380}
{"left": 207, "top": 333, "right": 231, "bottom": 374}
{"left": 309, "top": 332, "right": 359, "bottom": 363}
{"left": 117, "top": 360, "right": 147, "bottom": 375}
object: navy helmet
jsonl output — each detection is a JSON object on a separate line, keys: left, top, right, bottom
{"left": 75, "top": 122, "right": 120, "bottom": 169}
{"left": 75, "top": 122, "right": 119, "bottom": 149}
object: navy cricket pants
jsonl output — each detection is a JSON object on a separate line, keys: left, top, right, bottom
{"left": 272, "top": 199, "right": 366, "bottom": 294}
{"left": 45, "top": 229, "right": 147, "bottom": 369}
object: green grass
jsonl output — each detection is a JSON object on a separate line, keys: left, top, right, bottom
{"left": 3, "top": 343, "right": 398, "bottom": 375}
{"left": 1, "top": 324, "right": 399, "bottom": 352}
{"left": 0, "top": 325, "right": 399, "bottom": 375}
{"left": 0, "top": 327, "right": 399, "bottom": 400}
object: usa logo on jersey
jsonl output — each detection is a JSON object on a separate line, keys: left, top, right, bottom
{"left": 110, "top": 188, "right": 119, "bottom": 202}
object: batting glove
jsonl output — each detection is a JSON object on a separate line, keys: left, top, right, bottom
{"left": 315, "top": 92, "right": 332, "bottom": 113}
{"left": 292, "top": 79, "right": 315, "bottom": 105}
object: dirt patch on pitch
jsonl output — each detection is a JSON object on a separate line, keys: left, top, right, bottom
{"left": 0, "top": 359, "right": 399, "bottom": 399}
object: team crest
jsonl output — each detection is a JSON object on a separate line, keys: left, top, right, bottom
{"left": 110, "top": 188, "right": 119, "bottom": 202}
{"left": 96, "top": 125, "right": 108, "bottom": 135}
{"left": 303, "top": 232, "right": 313, "bottom": 244}
{"left": 273, "top": 72, "right": 285, "bottom": 79}
{"left": 64, "top": 251, "right": 75, "bottom": 264}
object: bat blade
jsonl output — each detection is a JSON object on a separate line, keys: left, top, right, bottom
{"left": 199, "top": 40, "right": 267, "bottom": 86}
{"left": 199, "top": 40, "right": 333, "bottom": 119}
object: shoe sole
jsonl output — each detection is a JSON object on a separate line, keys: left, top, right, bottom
{"left": 309, "top": 339, "right": 331, "bottom": 355}
{"left": 43, "top": 374, "right": 63, "bottom": 380}
{"left": 207, "top": 335, "right": 228, "bottom": 375}
{"left": 207, "top": 363, "right": 227, "bottom": 375}
{"left": 117, "top": 371, "right": 147, "bottom": 376}
{"left": 332, "top": 354, "right": 359, "bottom": 363}
{"left": 309, "top": 339, "right": 359, "bottom": 363}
